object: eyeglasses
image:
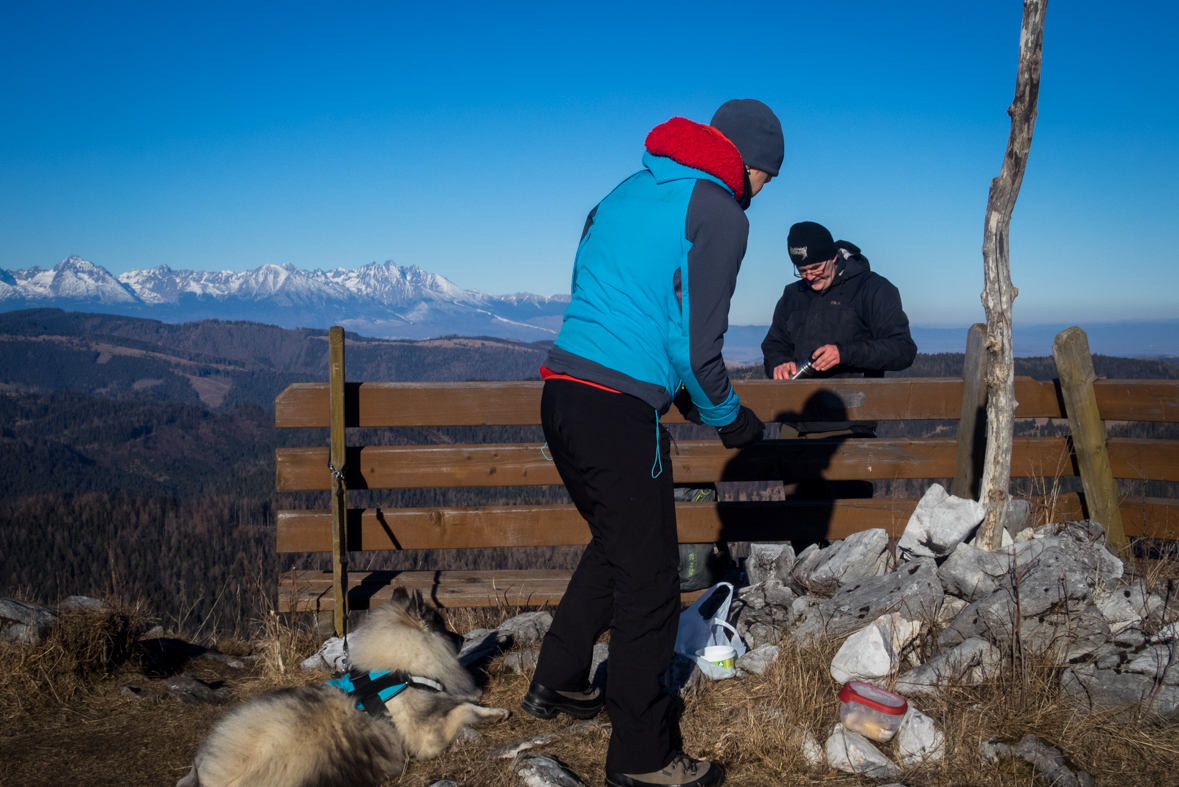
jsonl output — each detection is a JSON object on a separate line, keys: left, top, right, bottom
{"left": 793, "top": 259, "right": 829, "bottom": 279}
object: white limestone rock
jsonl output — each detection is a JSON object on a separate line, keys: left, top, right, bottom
{"left": 1151, "top": 622, "right": 1179, "bottom": 643}
{"left": 1018, "top": 606, "right": 1110, "bottom": 664}
{"left": 1005, "top": 498, "right": 1034, "bottom": 534}
{"left": 791, "top": 558, "right": 943, "bottom": 646}
{"left": 1036, "top": 521, "right": 1124, "bottom": 590}
{"left": 787, "top": 544, "right": 827, "bottom": 594}
{"left": 589, "top": 642, "right": 610, "bottom": 689}
{"left": 504, "top": 650, "right": 541, "bottom": 674}
{"left": 790, "top": 594, "right": 821, "bottom": 625}
{"left": 1121, "top": 643, "right": 1179, "bottom": 683}
{"left": 829, "top": 612, "right": 922, "bottom": 684}
{"left": 511, "top": 753, "right": 588, "bottom": 787}
{"left": 736, "top": 644, "right": 780, "bottom": 677}
{"left": 0, "top": 599, "right": 57, "bottom": 644}
{"left": 895, "top": 706, "right": 945, "bottom": 766}
{"left": 939, "top": 538, "right": 1050, "bottom": 602}
{"left": 935, "top": 596, "right": 968, "bottom": 627}
{"left": 747, "top": 543, "right": 795, "bottom": 586}
{"left": 800, "top": 729, "right": 825, "bottom": 769}
{"left": 803, "top": 528, "right": 890, "bottom": 596}
{"left": 488, "top": 734, "right": 555, "bottom": 759}
{"left": 498, "top": 611, "right": 553, "bottom": 647}
{"left": 939, "top": 542, "right": 1099, "bottom": 648}
{"left": 1013, "top": 527, "right": 1036, "bottom": 543}
{"left": 58, "top": 595, "right": 110, "bottom": 612}
{"left": 825, "top": 723, "right": 903, "bottom": 779}
{"left": 897, "top": 484, "right": 985, "bottom": 561}
{"left": 895, "top": 637, "right": 1002, "bottom": 696}
{"left": 982, "top": 734, "right": 1096, "bottom": 787}
{"left": 1063, "top": 664, "right": 1179, "bottom": 720}
{"left": 460, "top": 628, "right": 512, "bottom": 667}
{"left": 1096, "top": 586, "right": 1146, "bottom": 634}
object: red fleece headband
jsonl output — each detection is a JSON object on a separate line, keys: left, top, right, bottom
{"left": 644, "top": 117, "right": 745, "bottom": 202}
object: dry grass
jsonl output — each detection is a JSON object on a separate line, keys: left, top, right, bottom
{"left": 394, "top": 630, "right": 1179, "bottom": 787}
{"left": 3, "top": 575, "right": 1178, "bottom": 787}
{"left": 0, "top": 599, "right": 143, "bottom": 719}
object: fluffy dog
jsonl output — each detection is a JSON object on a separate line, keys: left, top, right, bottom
{"left": 177, "top": 588, "right": 509, "bottom": 787}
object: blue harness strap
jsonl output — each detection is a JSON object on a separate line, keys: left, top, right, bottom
{"left": 326, "top": 669, "right": 410, "bottom": 717}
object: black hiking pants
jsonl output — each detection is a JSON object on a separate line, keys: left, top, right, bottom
{"left": 533, "top": 379, "right": 680, "bottom": 774}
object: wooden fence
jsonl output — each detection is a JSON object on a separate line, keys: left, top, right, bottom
{"left": 274, "top": 325, "right": 1179, "bottom": 634}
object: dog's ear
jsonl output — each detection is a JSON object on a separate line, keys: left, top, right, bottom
{"left": 389, "top": 586, "right": 411, "bottom": 610}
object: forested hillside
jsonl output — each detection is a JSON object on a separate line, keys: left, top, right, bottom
{"left": 0, "top": 309, "right": 550, "bottom": 409}
{"left": 2, "top": 308, "right": 1176, "bottom": 633}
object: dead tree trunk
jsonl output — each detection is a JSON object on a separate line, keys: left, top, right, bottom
{"left": 976, "top": 0, "right": 1047, "bottom": 550}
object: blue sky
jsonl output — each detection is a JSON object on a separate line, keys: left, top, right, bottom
{"left": 1, "top": 1, "right": 1176, "bottom": 326}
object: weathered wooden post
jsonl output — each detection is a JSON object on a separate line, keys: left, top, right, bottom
{"left": 1053, "top": 327, "right": 1128, "bottom": 550}
{"left": 328, "top": 326, "right": 350, "bottom": 637}
{"left": 976, "top": 0, "right": 1047, "bottom": 549}
{"left": 952, "top": 323, "right": 989, "bottom": 500}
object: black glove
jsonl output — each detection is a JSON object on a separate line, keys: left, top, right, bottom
{"left": 673, "top": 387, "right": 704, "bottom": 425}
{"left": 717, "top": 405, "right": 765, "bottom": 449}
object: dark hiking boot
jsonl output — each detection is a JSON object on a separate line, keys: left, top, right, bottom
{"left": 605, "top": 753, "right": 725, "bottom": 787}
{"left": 520, "top": 681, "right": 604, "bottom": 720}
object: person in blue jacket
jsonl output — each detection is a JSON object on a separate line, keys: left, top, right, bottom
{"left": 520, "top": 99, "right": 783, "bottom": 787}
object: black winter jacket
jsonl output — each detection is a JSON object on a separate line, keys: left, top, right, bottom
{"left": 761, "top": 244, "right": 916, "bottom": 433}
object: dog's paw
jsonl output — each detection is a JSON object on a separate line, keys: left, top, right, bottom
{"left": 480, "top": 707, "right": 511, "bottom": 724}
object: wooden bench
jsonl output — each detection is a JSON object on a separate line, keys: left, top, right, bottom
{"left": 274, "top": 326, "right": 1179, "bottom": 632}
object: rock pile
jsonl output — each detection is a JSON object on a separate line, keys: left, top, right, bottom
{"left": 0, "top": 596, "right": 113, "bottom": 644}
{"left": 721, "top": 485, "right": 1175, "bottom": 778}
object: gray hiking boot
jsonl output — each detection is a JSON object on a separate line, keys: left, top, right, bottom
{"left": 605, "top": 753, "right": 725, "bottom": 787}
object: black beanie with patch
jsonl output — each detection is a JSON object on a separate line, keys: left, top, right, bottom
{"left": 710, "top": 99, "right": 784, "bottom": 177}
{"left": 787, "top": 221, "right": 836, "bottom": 267}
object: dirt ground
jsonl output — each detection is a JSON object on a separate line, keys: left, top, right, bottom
{"left": 0, "top": 635, "right": 815, "bottom": 787}
{"left": 0, "top": 658, "right": 230, "bottom": 787}
{"left": 3, "top": 613, "right": 1178, "bottom": 787}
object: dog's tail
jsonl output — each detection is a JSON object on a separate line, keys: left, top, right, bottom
{"left": 176, "top": 764, "right": 200, "bottom": 787}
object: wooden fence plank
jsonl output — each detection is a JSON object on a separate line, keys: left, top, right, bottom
{"left": 275, "top": 378, "right": 976, "bottom": 427}
{"left": 277, "top": 569, "right": 711, "bottom": 611}
{"left": 952, "top": 323, "right": 989, "bottom": 499}
{"left": 328, "top": 326, "right": 349, "bottom": 637}
{"left": 1106, "top": 439, "right": 1179, "bottom": 484}
{"left": 275, "top": 378, "right": 1179, "bottom": 428}
{"left": 276, "top": 437, "right": 1177, "bottom": 491}
{"left": 1030, "top": 493, "right": 1179, "bottom": 540}
{"left": 1055, "top": 327, "right": 1128, "bottom": 549}
{"left": 276, "top": 498, "right": 921, "bottom": 553}
{"left": 1092, "top": 381, "right": 1179, "bottom": 423}
{"left": 276, "top": 438, "right": 959, "bottom": 491}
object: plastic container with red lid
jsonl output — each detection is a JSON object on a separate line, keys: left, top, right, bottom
{"left": 838, "top": 681, "right": 908, "bottom": 742}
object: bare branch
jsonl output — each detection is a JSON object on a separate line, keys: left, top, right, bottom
{"left": 976, "top": 0, "right": 1048, "bottom": 550}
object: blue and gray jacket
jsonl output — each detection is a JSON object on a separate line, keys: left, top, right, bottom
{"left": 544, "top": 117, "right": 750, "bottom": 427}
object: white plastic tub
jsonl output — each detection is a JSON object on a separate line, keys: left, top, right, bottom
{"left": 838, "top": 681, "right": 908, "bottom": 742}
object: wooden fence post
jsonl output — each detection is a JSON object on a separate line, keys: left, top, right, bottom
{"left": 329, "top": 326, "right": 350, "bottom": 637}
{"left": 1053, "top": 326, "right": 1128, "bottom": 551}
{"left": 952, "top": 323, "right": 988, "bottom": 500}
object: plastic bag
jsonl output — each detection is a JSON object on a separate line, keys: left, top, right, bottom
{"left": 674, "top": 582, "right": 746, "bottom": 680}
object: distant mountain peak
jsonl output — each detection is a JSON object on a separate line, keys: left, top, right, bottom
{"left": 1, "top": 256, "right": 569, "bottom": 342}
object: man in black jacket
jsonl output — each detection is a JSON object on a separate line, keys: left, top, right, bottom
{"left": 762, "top": 221, "right": 915, "bottom": 497}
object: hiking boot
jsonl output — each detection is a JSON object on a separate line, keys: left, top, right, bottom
{"left": 605, "top": 753, "right": 725, "bottom": 787}
{"left": 520, "top": 681, "right": 604, "bottom": 720}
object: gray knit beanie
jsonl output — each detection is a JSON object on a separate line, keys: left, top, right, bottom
{"left": 710, "top": 99, "right": 784, "bottom": 177}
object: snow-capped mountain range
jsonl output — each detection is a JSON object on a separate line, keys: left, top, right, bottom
{"left": 0, "top": 256, "right": 570, "bottom": 341}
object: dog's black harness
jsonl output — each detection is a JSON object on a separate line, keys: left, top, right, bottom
{"left": 326, "top": 669, "right": 444, "bottom": 718}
